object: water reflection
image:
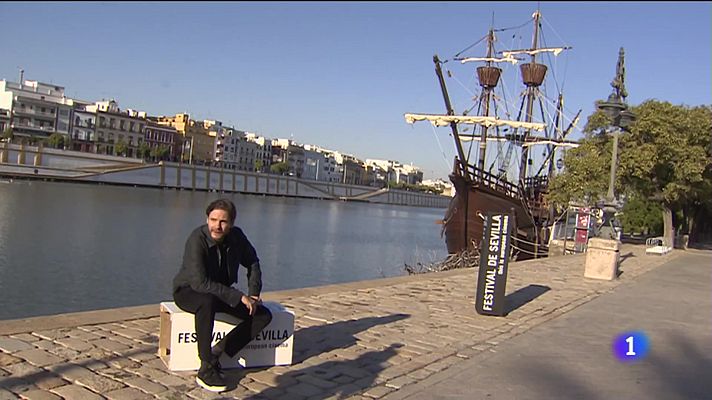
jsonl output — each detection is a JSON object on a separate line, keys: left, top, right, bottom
{"left": 0, "top": 181, "right": 447, "bottom": 319}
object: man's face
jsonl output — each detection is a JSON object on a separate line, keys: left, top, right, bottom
{"left": 207, "top": 209, "right": 232, "bottom": 242}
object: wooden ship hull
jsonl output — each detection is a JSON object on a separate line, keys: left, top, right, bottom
{"left": 443, "top": 161, "right": 547, "bottom": 260}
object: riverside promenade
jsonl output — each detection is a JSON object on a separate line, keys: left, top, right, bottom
{"left": 0, "top": 244, "right": 703, "bottom": 400}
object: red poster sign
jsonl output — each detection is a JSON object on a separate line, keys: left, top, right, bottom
{"left": 575, "top": 228, "right": 589, "bottom": 244}
{"left": 576, "top": 212, "right": 590, "bottom": 229}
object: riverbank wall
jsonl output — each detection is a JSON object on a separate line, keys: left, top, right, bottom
{"left": 0, "top": 142, "right": 450, "bottom": 208}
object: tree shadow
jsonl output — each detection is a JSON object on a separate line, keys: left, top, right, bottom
{"left": 619, "top": 251, "right": 635, "bottom": 264}
{"left": 688, "top": 241, "right": 712, "bottom": 250}
{"left": 246, "top": 343, "right": 404, "bottom": 400}
{"left": 504, "top": 284, "right": 551, "bottom": 315}
{"left": 620, "top": 235, "right": 647, "bottom": 245}
{"left": 615, "top": 251, "right": 637, "bottom": 278}
{"left": 645, "top": 333, "right": 712, "bottom": 398}
{"left": 508, "top": 332, "right": 712, "bottom": 400}
{"left": 0, "top": 333, "right": 197, "bottom": 395}
{"left": 220, "top": 313, "right": 410, "bottom": 398}
{"left": 290, "top": 313, "right": 410, "bottom": 364}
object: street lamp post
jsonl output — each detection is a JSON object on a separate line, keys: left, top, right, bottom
{"left": 595, "top": 47, "right": 635, "bottom": 240}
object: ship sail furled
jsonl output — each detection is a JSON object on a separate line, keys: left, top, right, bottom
{"left": 404, "top": 114, "right": 545, "bottom": 131}
{"left": 460, "top": 56, "right": 519, "bottom": 65}
{"left": 403, "top": 9, "right": 581, "bottom": 260}
{"left": 501, "top": 47, "right": 570, "bottom": 58}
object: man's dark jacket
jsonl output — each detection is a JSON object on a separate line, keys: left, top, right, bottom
{"left": 173, "top": 224, "right": 262, "bottom": 307}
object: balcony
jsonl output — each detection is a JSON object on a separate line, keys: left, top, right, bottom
{"left": 11, "top": 122, "right": 55, "bottom": 132}
{"left": 75, "top": 122, "right": 95, "bottom": 129}
{"left": 13, "top": 107, "right": 56, "bottom": 119}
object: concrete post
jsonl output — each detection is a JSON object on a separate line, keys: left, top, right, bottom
{"left": 18, "top": 143, "right": 26, "bottom": 165}
{"left": 219, "top": 166, "right": 224, "bottom": 192}
{"left": 34, "top": 142, "right": 43, "bottom": 166}
{"left": 176, "top": 162, "right": 182, "bottom": 187}
{"left": 205, "top": 167, "right": 210, "bottom": 191}
{"left": 0, "top": 143, "right": 7, "bottom": 163}
{"left": 584, "top": 238, "right": 620, "bottom": 280}
{"left": 159, "top": 161, "right": 165, "bottom": 187}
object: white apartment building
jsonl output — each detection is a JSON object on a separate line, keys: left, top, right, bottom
{"left": 0, "top": 108, "right": 10, "bottom": 133}
{"left": 271, "top": 138, "right": 305, "bottom": 177}
{"left": 303, "top": 144, "right": 339, "bottom": 182}
{"left": 366, "top": 159, "right": 423, "bottom": 185}
{"left": 0, "top": 79, "right": 74, "bottom": 142}
{"left": 216, "top": 128, "right": 258, "bottom": 171}
{"left": 398, "top": 163, "right": 424, "bottom": 185}
{"left": 245, "top": 132, "right": 272, "bottom": 172}
{"left": 422, "top": 178, "right": 455, "bottom": 196}
{"left": 71, "top": 108, "right": 96, "bottom": 152}
{"left": 85, "top": 100, "right": 146, "bottom": 157}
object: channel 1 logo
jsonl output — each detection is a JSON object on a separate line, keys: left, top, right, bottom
{"left": 612, "top": 331, "right": 650, "bottom": 362}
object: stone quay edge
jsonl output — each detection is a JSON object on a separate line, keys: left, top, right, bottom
{"left": 0, "top": 244, "right": 683, "bottom": 400}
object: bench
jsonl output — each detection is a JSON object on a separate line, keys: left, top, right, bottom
{"left": 158, "top": 301, "right": 295, "bottom": 371}
{"left": 645, "top": 237, "right": 672, "bottom": 256}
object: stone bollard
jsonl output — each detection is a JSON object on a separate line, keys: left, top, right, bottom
{"left": 548, "top": 239, "right": 566, "bottom": 257}
{"left": 584, "top": 238, "right": 620, "bottom": 280}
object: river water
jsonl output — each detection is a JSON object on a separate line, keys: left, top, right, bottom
{"left": 0, "top": 180, "right": 448, "bottom": 320}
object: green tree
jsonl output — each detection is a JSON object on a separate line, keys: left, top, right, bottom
{"left": 546, "top": 103, "right": 614, "bottom": 209}
{"left": 48, "top": 133, "right": 65, "bottom": 149}
{"left": 150, "top": 145, "right": 160, "bottom": 161}
{"left": 548, "top": 100, "right": 712, "bottom": 246}
{"left": 150, "top": 145, "right": 170, "bottom": 161}
{"left": 546, "top": 135, "right": 610, "bottom": 208}
{"left": 114, "top": 139, "right": 128, "bottom": 157}
{"left": 157, "top": 145, "right": 170, "bottom": 161}
{"left": 678, "top": 105, "right": 712, "bottom": 241}
{"left": 620, "top": 193, "right": 663, "bottom": 235}
{"left": 1, "top": 128, "right": 13, "bottom": 143}
{"left": 270, "top": 161, "right": 289, "bottom": 175}
{"left": 618, "top": 101, "right": 711, "bottom": 246}
{"left": 138, "top": 142, "right": 151, "bottom": 160}
{"left": 254, "top": 159, "right": 263, "bottom": 172}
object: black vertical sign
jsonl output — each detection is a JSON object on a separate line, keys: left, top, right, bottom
{"left": 475, "top": 212, "right": 513, "bottom": 316}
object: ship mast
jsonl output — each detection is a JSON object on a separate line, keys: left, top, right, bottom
{"left": 517, "top": 9, "right": 546, "bottom": 184}
{"left": 475, "top": 28, "right": 501, "bottom": 172}
{"left": 433, "top": 55, "right": 469, "bottom": 175}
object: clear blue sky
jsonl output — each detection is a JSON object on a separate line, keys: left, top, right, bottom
{"left": 1, "top": 2, "right": 710, "bottom": 180}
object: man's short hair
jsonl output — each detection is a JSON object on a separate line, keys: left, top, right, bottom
{"left": 206, "top": 198, "right": 236, "bottom": 223}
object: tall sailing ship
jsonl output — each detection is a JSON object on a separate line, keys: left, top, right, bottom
{"left": 405, "top": 10, "right": 581, "bottom": 260}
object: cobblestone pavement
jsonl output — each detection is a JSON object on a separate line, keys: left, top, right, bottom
{"left": 0, "top": 245, "right": 681, "bottom": 399}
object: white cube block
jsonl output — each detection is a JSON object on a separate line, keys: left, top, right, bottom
{"left": 158, "top": 301, "right": 295, "bottom": 371}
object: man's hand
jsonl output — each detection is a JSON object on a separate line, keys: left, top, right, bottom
{"left": 250, "top": 295, "right": 262, "bottom": 305}
{"left": 241, "top": 295, "right": 256, "bottom": 316}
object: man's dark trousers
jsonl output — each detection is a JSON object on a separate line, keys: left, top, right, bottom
{"left": 174, "top": 286, "right": 273, "bottom": 363}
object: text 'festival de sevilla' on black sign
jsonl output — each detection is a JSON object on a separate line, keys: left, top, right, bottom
{"left": 475, "top": 212, "right": 513, "bottom": 316}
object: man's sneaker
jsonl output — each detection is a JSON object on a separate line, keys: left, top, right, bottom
{"left": 210, "top": 349, "right": 226, "bottom": 378}
{"left": 196, "top": 362, "right": 227, "bottom": 392}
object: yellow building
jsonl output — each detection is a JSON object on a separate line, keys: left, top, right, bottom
{"left": 155, "top": 113, "right": 215, "bottom": 164}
